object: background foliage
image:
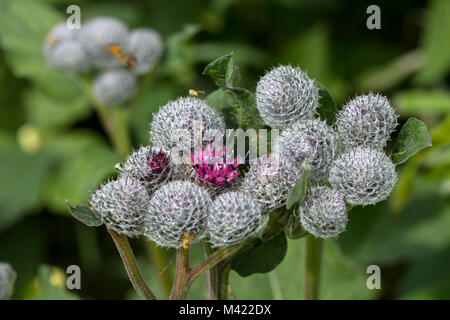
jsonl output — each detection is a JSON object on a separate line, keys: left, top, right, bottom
{"left": 0, "top": 0, "right": 448, "bottom": 299}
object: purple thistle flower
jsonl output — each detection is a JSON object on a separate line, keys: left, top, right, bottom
{"left": 191, "top": 144, "right": 240, "bottom": 185}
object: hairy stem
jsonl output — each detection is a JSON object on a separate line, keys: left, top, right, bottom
{"left": 304, "top": 235, "right": 323, "bottom": 300}
{"left": 170, "top": 247, "right": 191, "bottom": 300}
{"left": 107, "top": 229, "right": 156, "bottom": 300}
{"left": 204, "top": 242, "right": 218, "bottom": 300}
{"left": 216, "top": 261, "right": 231, "bottom": 300}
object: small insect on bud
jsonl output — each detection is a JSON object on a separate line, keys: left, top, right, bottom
{"left": 79, "top": 16, "right": 128, "bottom": 69}
{"left": 122, "top": 146, "right": 172, "bottom": 191}
{"left": 89, "top": 175, "right": 150, "bottom": 238}
{"left": 126, "top": 28, "right": 163, "bottom": 75}
{"left": 277, "top": 119, "right": 337, "bottom": 181}
{"left": 107, "top": 43, "right": 137, "bottom": 68}
{"left": 144, "top": 181, "right": 212, "bottom": 248}
{"left": 149, "top": 97, "right": 225, "bottom": 150}
{"left": 207, "top": 192, "right": 264, "bottom": 247}
{"left": 92, "top": 69, "right": 137, "bottom": 105}
{"left": 336, "top": 93, "right": 398, "bottom": 149}
{"left": 298, "top": 185, "right": 348, "bottom": 239}
{"left": 0, "top": 263, "right": 16, "bottom": 300}
{"left": 329, "top": 146, "right": 397, "bottom": 206}
{"left": 241, "top": 153, "right": 303, "bottom": 212}
{"left": 256, "top": 65, "right": 319, "bottom": 128}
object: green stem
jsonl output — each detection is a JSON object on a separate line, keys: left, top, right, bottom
{"left": 107, "top": 229, "right": 156, "bottom": 300}
{"left": 170, "top": 247, "right": 191, "bottom": 300}
{"left": 204, "top": 242, "right": 218, "bottom": 300}
{"left": 304, "top": 235, "right": 323, "bottom": 300}
{"left": 216, "top": 261, "right": 231, "bottom": 300}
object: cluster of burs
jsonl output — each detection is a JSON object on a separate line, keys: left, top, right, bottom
{"left": 43, "top": 16, "right": 163, "bottom": 105}
{"left": 89, "top": 65, "right": 399, "bottom": 249}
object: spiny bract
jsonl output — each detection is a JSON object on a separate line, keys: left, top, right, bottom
{"left": 241, "top": 153, "right": 303, "bottom": 212}
{"left": 127, "top": 28, "right": 163, "bottom": 75}
{"left": 256, "top": 65, "right": 319, "bottom": 129}
{"left": 207, "top": 191, "right": 264, "bottom": 247}
{"left": 92, "top": 69, "right": 137, "bottom": 105}
{"left": 329, "top": 146, "right": 397, "bottom": 206}
{"left": 149, "top": 97, "right": 225, "bottom": 150}
{"left": 122, "top": 145, "right": 172, "bottom": 191}
{"left": 277, "top": 118, "right": 337, "bottom": 180}
{"left": 89, "top": 175, "right": 149, "bottom": 237}
{"left": 336, "top": 93, "right": 398, "bottom": 149}
{"left": 144, "top": 181, "right": 212, "bottom": 248}
{"left": 298, "top": 185, "right": 348, "bottom": 238}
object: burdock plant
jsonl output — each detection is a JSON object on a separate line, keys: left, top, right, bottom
{"left": 62, "top": 50, "right": 431, "bottom": 300}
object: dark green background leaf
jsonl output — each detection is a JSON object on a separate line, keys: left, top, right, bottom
{"left": 231, "top": 232, "right": 288, "bottom": 277}
{"left": 66, "top": 201, "right": 102, "bottom": 227}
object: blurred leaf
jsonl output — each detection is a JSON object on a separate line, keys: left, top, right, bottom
{"left": 286, "top": 160, "right": 311, "bottom": 209}
{"left": 392, "top": 118, "right": 432, "bottom": 164}
{"left": 337, "top": 177, "right": 450, "bottom": 266}
{"left": 66, "top": 201, "right": 102, "bottom": 227}
{"left": 45, "top": 144, "right": 120, "bottom": 212}
{"left": 316, "top": 81, "right": 337, "bottom": 125}
{"left": 416, "top": 0, "right": 450, "bottom": 84}
{"left": 0, "top": 0, "right": 86, "bottom": 101}
{"left": 24, "top": 88, "right": 90, "bottom": 128}
{"left": 202, "top": 52, "right": 234, "bottom": 88}
{"left": 231, "top": 232, "right": 287, "bottom": 277}
{"left": 0, "top": 135, "right": 51, "bottom": 230}
{"left": 164, "top": 24, "right": 201, "bottom": 83}
{"left": 393, "top": 89, "right": 450, "bottom": 117}
{"left": 30, "top": 265, "right": 78, "bottom": 300}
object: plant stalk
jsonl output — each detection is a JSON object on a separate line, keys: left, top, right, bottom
{"left": 304, "top": 235, "right": 323, "bottom": 300}
{"left": 107, "top": 229, "right": 156, "bottom": 300}
{"left": 170, "top": 247, "right": 191, "bottom": 300}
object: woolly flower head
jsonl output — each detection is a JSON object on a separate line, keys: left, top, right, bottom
{"left": 241, "top": 153, "right": 303, "bottom": 212}
{"left": 207, "top": 192, "right": 264, "bottom": 247}
{"left": 277, "top": 119, "right": 337, "bottom": 180}
{"left": 298, "top": 185, "right": 348, "bottom": 238}
{"left": 336, "top": 93, "right": 398, "bottom": 149}
{"left": 145, "top": 181, "right": 212, "bottom": 248}
{"left": 256, "top": 65, "right": 319, "bottom": 128}
{"left": 122, "top": 146, "right": 172, "bottom": 191}
{"left": 45, "top": 40, "right": 90, "bottom": 72}
{"left": 89, "top": 175, "right": 149, "bottom": 237}
{"left": 43, "top": 22, "right": 89, "bottom": 72}
{"left": 79, "top": 16, "right": 128, "bottom": 69}
{"left": 92, "top": 69, "right": 137, "bottom": 105}
{"left": 149, "top": 97, "right": 225, "bottom": 150}
{"left": 127, "top": 28, "right": 163, "bottom": 75}
{"left": 0, "top": 263, "right": 16, "bottom": 300}
{"left": 329, "top": 146, "right": 397, "bottom": 206}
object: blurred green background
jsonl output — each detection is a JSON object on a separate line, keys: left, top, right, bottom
{"left": 0, "top": 0, "right": 449, "bottom": 300}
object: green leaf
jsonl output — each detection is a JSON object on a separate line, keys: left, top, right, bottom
{"left": 30, "top": 265, "right": 79, "bottom": 300}
{"left": 392, "top": 118, "right": 432, "bottom": 164}
{"left": 231, "top": 232, "right": 288, "bottom": 277}
{"left": 316, "top": 81, "right": 338, "bottom": 125}
{"left": 202, "top": 52, "right": 234, "bottom": 88}
{"left": 0, "top": 134, "right": 52, "bottom": 231}
{"left": 416, "top": 0, "right": 450, "bottom": 84}
{"left": 286, "top": 160, "right": 312, "bottom": 209}
{"left": 285, "top": 214, "right": 308, "bottom": 239}
{"left": 66, "top": 201, "right": 102, "bottom": 227}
